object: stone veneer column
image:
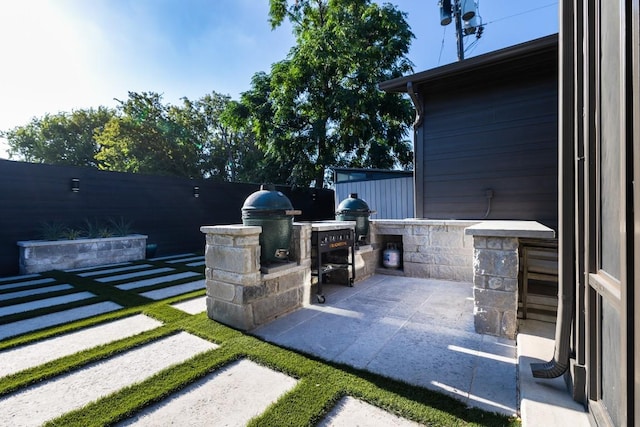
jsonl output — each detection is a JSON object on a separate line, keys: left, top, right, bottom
{"left": 465, "top": 221, "right": 556, "bottom": 340}
{"left": 201, "top": 225, "right": 262, "bottom": 331}
{"left": 201, "top": 223, "right": 312, "bottom": 331}
{"left": 472, "top": 236, "right": 519, "bottom": 339}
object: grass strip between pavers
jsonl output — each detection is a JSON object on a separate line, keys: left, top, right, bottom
{"left": 0, "top": 286, "right": 84, "bottom": 308}
{"left": 39, "top": 312, "right": 519, "bottom": 427}
{"left": 1, "top": 271, "right": 520, "bottom": 427}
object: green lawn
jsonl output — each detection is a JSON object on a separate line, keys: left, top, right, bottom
{"left": 0, "top": 279, "right": 520, "bottom": 426}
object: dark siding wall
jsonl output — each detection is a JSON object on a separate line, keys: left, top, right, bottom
{"left": 0, "top": 160, "right": 334, "bottom": 276}
{"left": 418, "top": 65, "right": 558, "bottom": 229}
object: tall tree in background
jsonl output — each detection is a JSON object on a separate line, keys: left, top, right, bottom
{"left": 196, "top": 93, "right": 249, "bottom": 182}
{"left": 238, "top": 72, "right": 309, "bottom": 184}
{"left": 95, "top": 92, "right": 203, "bottom": 177}
{"left": 247, "top": 0, "right": 414, "bottom": 187}
{"left": 2, "top": 107, "right": 114, "bottom": 167}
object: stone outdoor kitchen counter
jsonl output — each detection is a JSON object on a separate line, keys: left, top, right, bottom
{"left": 465, "top": 221, "right": 555, "bottom": 339}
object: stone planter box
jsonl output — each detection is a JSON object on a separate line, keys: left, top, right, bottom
{"left": 17, "top": 234, "right": 148, "bottom": 274}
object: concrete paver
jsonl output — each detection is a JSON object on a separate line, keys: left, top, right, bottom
{"left": 254, "top": 275, "right": 518, "bottom": 416}
{"left": 318, "top": 396, "right": 422, "bottom": 427}
{"left": 0, "top": 291, "right": 95, "bottom": 317}
{"left": 171, "top": 296, "right": 207, "bottom": 314}
{"left": 0, "top": 332, "right": 217, "bottom": 426}
{"left": 0, "top": 255, "right": 590, "bottom": 426}
{"left": 0, "top": 301, "right": 122, "bottom": 340}
{"left": 141, "top": 279, "right": 204, "bottom": 299}
{"left": 119, "top": 359, "right": 297, "bottom": 426}
{"left": 518, "top": 320, "right": 590, "bottom": 426}
{"left": 0, "top": 277, "right": 55, "bottom": 290}
{"left": 0, "top": 283, "right": 74, "bottom": 301}
{"left": 96, "top": 267, "right": 174, "bottom": 283}
{"left": 77, "top": 263, "right": 152, "bottom": 277}
{"left": 0, "top": 314, "right": 163, "bottom": 377}
{"left": 116, "top": 271, "right": 199, "bottom": 290}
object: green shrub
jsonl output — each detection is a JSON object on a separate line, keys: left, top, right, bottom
{"left": 108, "top": 217, "right": 134, "bottom": 237}
{"left": 38, "top": 221, "right": 69, "bottom": 241}
{"left": 37, "top": 217, "right": 134, "bottom": 241}
{"left": 82, "top": 218, "right": 114, "bottom": 239}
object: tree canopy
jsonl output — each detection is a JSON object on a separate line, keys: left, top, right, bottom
{"left": 243, "top": 0, "right": 415, "bottom": 187}
{"left": 2, "top": 0, "right": 416, "bottom": 186}
{"left": 2, "top": 107, "right": 114, "bottom": 168}
{"left": 94, "top": 92, "right": 203, "bottom": 177}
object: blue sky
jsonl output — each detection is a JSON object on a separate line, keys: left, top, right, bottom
{"left": 0, "top": 0, "right": 558, "bottom": 157}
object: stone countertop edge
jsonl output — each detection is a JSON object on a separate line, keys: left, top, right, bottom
{"left": 464, "top": 221, "right": 556, "bottom": 239}
{"left": 17, "top": 234, "right": 148, "bottom": 246}
{"left": 200, "top": 225, "right": 262, "bottom": 235}
{"left": 296, "top": 220, "right": 356, "bottom": 232}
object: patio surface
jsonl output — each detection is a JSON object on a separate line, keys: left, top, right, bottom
{"left": 254, "top": 275, "right": 518, "bottom": 415}
{"left": 0, "top": 253, "right": 589, "bottom": 425}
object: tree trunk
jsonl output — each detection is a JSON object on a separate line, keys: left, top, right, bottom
{"left": 315, "top": 118, "right": 328, "bottom": 188}
{"left": 315, "top": 165, "right": 324, "bottom": 188}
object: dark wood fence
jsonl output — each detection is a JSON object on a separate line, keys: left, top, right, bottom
{"left": 0, "top": 160, "right": 334, "bottom": 276}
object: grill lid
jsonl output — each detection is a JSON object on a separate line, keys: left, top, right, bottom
{"left": 336, "top": 193, "right": 374, "bottom": 214}
{"left": 242, "top": 184, "right": 299, "bottom": 215}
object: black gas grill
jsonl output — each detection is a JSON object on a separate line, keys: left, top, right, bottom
{"left": 311, "top": 227, "right": 355, "bottom": 303}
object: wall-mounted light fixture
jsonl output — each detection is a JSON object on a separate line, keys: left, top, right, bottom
{"left": 71, "top": 178, "right": 80, "bottom": 192}
{"left": 193, "top": 186, "right": 200, "bottom": 198}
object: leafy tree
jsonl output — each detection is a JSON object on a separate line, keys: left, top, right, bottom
{"left": 94, "top": 91, "right": 270, "bottom": 181}
{"left": 2, "top": 107, "right": 114, "bottom": 167}
{"left": 246, "top": 0, "right": 415, "bottom": 187}
{"left": 195, "top": 93, "right": 249, "bottom": 182}
{"left": 95, "top": 92, "right": 203, "bottom": 177}
{"left": 229, "top": 81, "right": 302, "bottom": 184}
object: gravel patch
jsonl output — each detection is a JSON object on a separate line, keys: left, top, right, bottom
{"left": 0, "top": 332, "right": 217, "bottom": 426}
{"left": 119, "top": 358, "right": 297, "bottom": 426}
{"left": 0, "top": 314, "right": 163, "bottom": 378}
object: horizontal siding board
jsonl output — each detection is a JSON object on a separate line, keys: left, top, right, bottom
{"left": 417, "top": 54, "right": 558, "bottom": 229}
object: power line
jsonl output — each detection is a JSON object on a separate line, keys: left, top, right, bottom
{"left": 437, "top": 1, "right": 557, "bottom": 62}
{"left": 438, "top": 26, "right": 447, "bottom": 65}
{"left": 482, "top": 2, "right": 557, "bottom": 26}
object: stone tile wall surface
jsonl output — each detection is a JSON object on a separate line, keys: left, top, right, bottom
{"left": 17, "top": 235, "right": 147, "bottom": 274}
{"left": 472, "top": 236, "right": 520, "bottom": 339}
{"left": 203, "top": 219, "right": 553, "bottom": 340}
{"left": 370, "top": 220, "right": 478, "bottom": 282}
{"left": 202, "top": 224, "right": 311, "bottom": 331}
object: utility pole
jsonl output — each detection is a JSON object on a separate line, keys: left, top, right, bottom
{"left": 454, "top": 1, "right": 464, "bottom": 61}
{"left": 439, "top": 0, "right": 484, "bottom": 62}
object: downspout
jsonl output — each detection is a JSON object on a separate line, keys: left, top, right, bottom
{"left": 407, "top": 81, "right": 424, "bottom": 219}
{"left": 530, "top": 125, "right": 574, "bottom": 369}
{"left": 530, "top": 269, "right": 575, "bottom": 378}
{"left": 407, "top": 82, "right": 424, "bottom": 127}
{"left": 531, "top": 0, "right": 575, "bottom": 379}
